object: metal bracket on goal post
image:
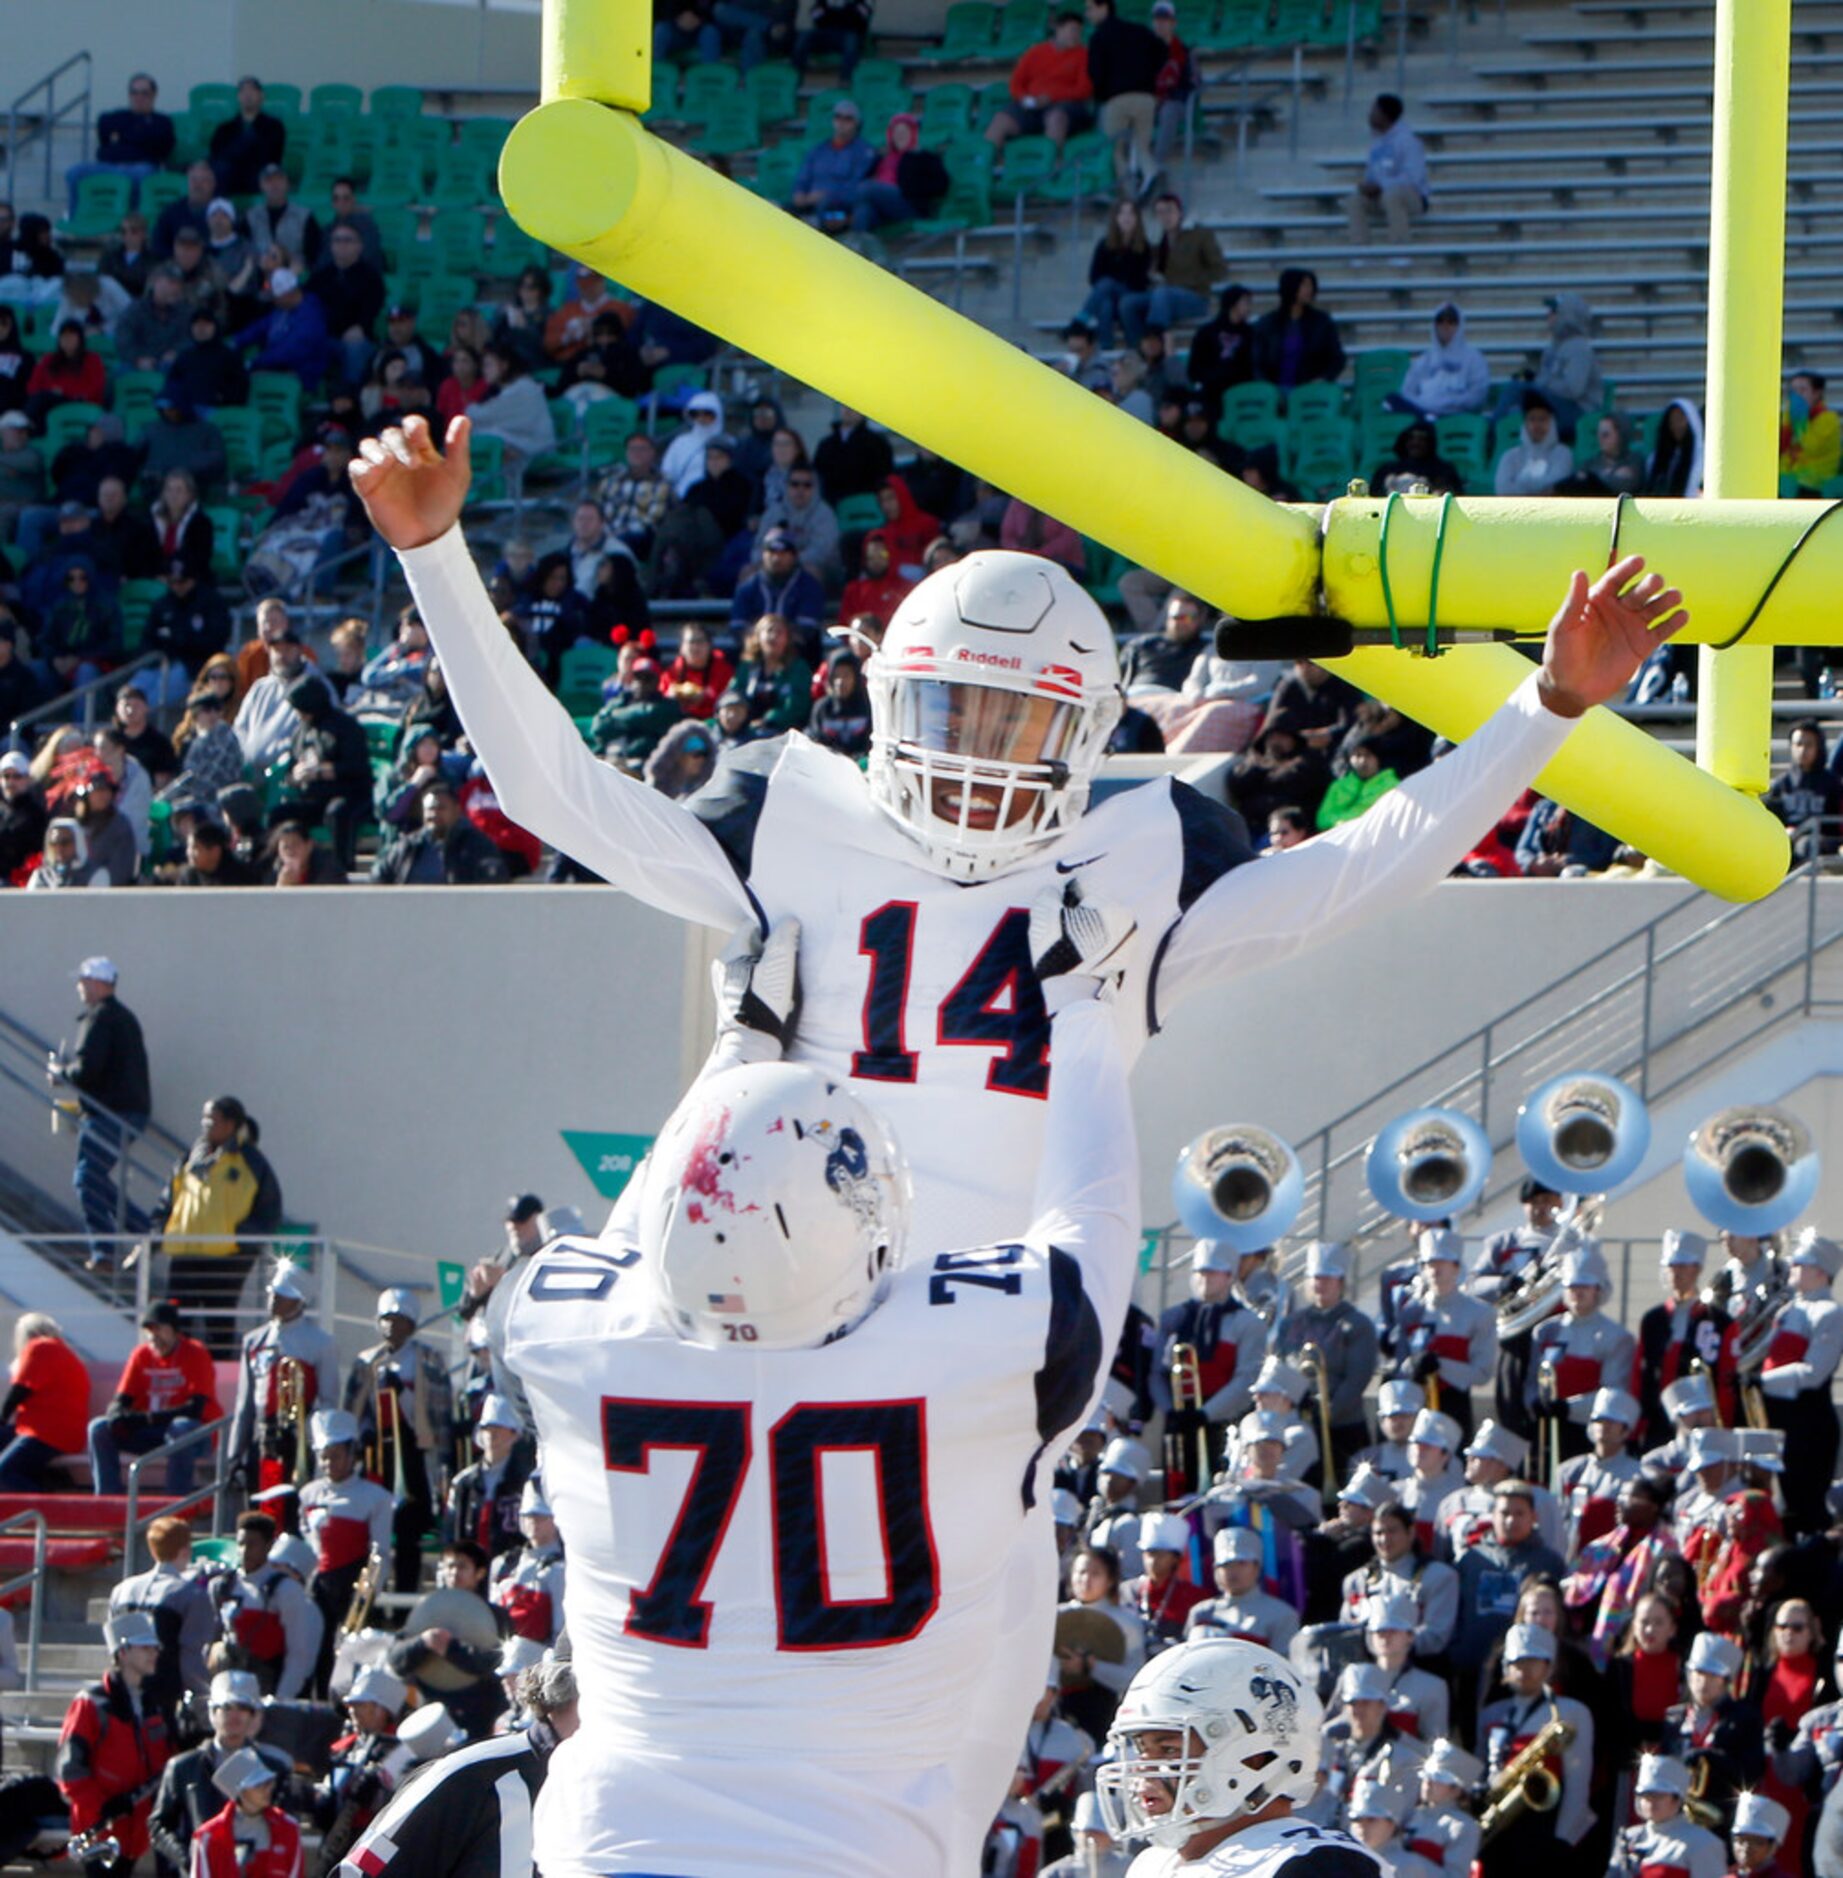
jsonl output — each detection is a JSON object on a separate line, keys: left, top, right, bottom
{"left": 497, "top": 0, "right": 1801, "bottom": 903}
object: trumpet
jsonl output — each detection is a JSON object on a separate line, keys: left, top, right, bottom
{"left": 1299, "top": 1342, "right": 1337, "bottom": 1507}
{"left": 1683, "top": 1751, "right": 1724, "bottom": 1831}
{"left": 276, "top": 1356, "right": 311, "bottom": 1488}
{"left": 1478, "top": 1701, "right": 1574, "bottom": 1843}
{"left": 1165, "top": 1343, "right": 1211, "bottom": 1499}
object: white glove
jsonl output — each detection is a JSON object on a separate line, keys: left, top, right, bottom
{"left": 1029, "top": 880, "right": 1136, "bottom": 1009}
{"left": 711, "top": 917, "right": 802, "bottom": 1061}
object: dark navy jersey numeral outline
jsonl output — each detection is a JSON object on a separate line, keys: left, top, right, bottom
{"left": 928, "top": 1245, "right": 1026, "bottom": 1306}
{"left": 602, "top": 1399, "right": 753, "bottom": 1649}
{"left": 601, "top": 1396, "right": 939, "bottom": 1654}
{"left": 852, "top": 900, "right": 920, "bottom": 1082}
{"left": 528, "top": 1242, "right": 641, "bottom": 1302}
{"left": 852, "top": 900, "right": 1052, "bottom": 1099}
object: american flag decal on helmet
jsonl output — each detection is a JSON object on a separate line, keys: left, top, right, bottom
{"left": 707, "top": 1293, "right": 746, "bottom": 1314}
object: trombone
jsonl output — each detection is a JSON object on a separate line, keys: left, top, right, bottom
{"left": 1299, "top": 1342, "right": 1337, "bottom": 1508}
{"left": 1165, "top": 1343, "right": 1211, "bottom": 1499}
{"left": 275, "top": 1356, "right": 311, "bottom": 1488}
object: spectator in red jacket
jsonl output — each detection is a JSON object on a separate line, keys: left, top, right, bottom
{"left": 189, "top": 1745, "right": 302, "bottom": 1878}
{"left": 838, "top": 531, "right": 910, "bottom": 624}
{"left": 0, "top": 1312, "right": 90, "bottom": 1489}
{"left": 58, "top": 1608, "right": 173, "bottom": 1869}
{"left": 986, "top": 10, "right": 1094, "bottom": 155}
{"left": 662, "top": 621, "right": 733, "bottom": 719}
{"left": 88, "top": 1299, "right": 220, "bottom": 1497}
{"left": 25, "top": 321, "right": 108, "bottom": 427}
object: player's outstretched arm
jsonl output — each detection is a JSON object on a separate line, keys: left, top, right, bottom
{"left": 1157, "top": 556, "right": 1688, "bottom": 1003}
{"left": 351, "top": 415, "right": 752, "bottom": 930}
{"left": 1025, "top": 884, "right": 1141, "bottom": 1321}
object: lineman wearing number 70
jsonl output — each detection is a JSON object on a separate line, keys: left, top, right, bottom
{"left": 354, "top": 412, "right": 1689, "bottom": 1864}
{"left": 492, "top": 892, "right": 1143, "bottom": 1877}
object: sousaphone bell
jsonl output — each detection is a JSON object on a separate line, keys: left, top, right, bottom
{"left": 1364, "top": 1107, "right": 1490, "bottom": 1223}
{"left": 1171, "top": 1125, "right": 1304, "bottom": 1252}
{"left": 1682, "top": 1105, "right": 1820, "bottom": 1236}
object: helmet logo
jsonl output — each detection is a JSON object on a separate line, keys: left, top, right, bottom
{"left": 681, "top": 1105, "right": 758, "bottom": 1224}
{"left": 951, "top": 647, "right": 1023, "bottom": 670}
{"left": 819, "top": 1123, "right": 882, "bottom": 1231}
{"left": 1248, "top": 1672, "right": 1300, "bottom": 1743}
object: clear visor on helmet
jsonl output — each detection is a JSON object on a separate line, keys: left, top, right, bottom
{"left": 893, "top": 680, "right": 1080, "bottom": 774}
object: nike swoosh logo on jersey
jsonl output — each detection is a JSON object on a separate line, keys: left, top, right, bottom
{"left": 1055, "top": 855, "right": 1106, "bottom": 873}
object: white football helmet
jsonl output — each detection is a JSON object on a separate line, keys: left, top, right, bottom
{"left": 642, "top": 1062, "right": 911, "bottom": 1350}
{"left": 1097, "top": 1638, "right": 1323, "bottom": 1849}
{"left": 866, "top": 550, "right": 1124, "bottom": 882}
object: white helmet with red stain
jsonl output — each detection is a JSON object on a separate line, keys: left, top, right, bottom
{"left": 641, "top": 1062, "right": 911, "bottom": 1351}
{"left": 866, "top": 550, "right": 1125, "bottom": 883}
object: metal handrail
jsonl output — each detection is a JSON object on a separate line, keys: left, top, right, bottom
{"left": 7, "top": 649, "right": 172, "bottom": 748}
{"left": 0, "top": 1005, "right": 188, "bottom": 1164}
{"left": 123, "top": 1415, "right": 230, "bottom": 1573}
{"left": 6, "top": 51, "right": 91, "bottom": 202}
{"left": 0, "top": 1512, "right": 48, "bottom": 1691}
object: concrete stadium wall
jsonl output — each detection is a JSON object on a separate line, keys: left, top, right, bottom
{"left": 6, "top": 877, "right": 1723, "bottom": 1290}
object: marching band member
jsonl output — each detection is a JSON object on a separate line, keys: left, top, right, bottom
{"left": 1399, "top": 1739, "right": 1481, "bottom": 1878}
{"left": 1270, "top": 1239, "right": 1381, "bottom": 1480}
{"left": 1732, "top": 1792, "right": 1795, "bottom": 1878}
{"left": 1757, "top": 1229, "right": 1843, "bottom": 1537}
{"left": 298, "top": 1410, "right": 393, "bottom": 1695}
{"left": 386, "top": 1542, "right": 512, "bottom": 1743}
{"left": 311, "top": 1667, "right": 412, "bottom": 1867}
{"left": 1122, "top": 1512, "right": 1208, "bottom": 1654}
{"left": 1431, "top": 1420, "right": 1562, "bottom": 1563}
{"left": 1150, "top": 1242, "right": 1268, "bottom": 1477}
{"left": 1362, "top": 1592, "right": 1448, "bottom": 1742}
{"left": 226, "top": 1265, "right": 337, "bottom": 1501}
{"left": 187, "top": 1746, "right": 302, "bottom": 1878}
{"left": 1643, "top": 1371, "right": 1721, "bottom": 1488}
{"left": 1675, "top": 1427, "right": 1746, "bottom": 1576}
{"left": 1737, "top": 1427, "right": 1788, "bottom": 1504}
{"left": 1637, "top": 1229, "right": 1737, "bottom": 1439}
{"left": 1397, "top": 1411, "right": 1464, "bottom": 1556}
{"left": 1039, "top": 1791, "right": 1130, "bottom": 1878}
{"left": 1526, "top": 1241, "right": 1635, "bottom": 1465}
{"left": 57, "top": 1610, "right": 173, "bottom": 1878}
{"left": 1340, "top": 1499, "right": 1460, "bottom": 1661}
{"left": 1475, "top": 1622, "right": 1594, "bottom": 1872}
{"left": 1086, "top": 1437, "right": 1153, "bottom": 1581}
{"left": 206, "top": 1514, "right": 321, "bottom": 1700}
{"left": 495, "top": 1637, "right": 547, "bottom": 1732}
{"left": 1184, "top": 1526, "right": 1300, "bottom": 1653}
{"left": 1346, "top": 1778, "right": 1440, "bottom": 1878}
{"left": 1606, "top": 1752, "right": 1725, "bottom": 1878}
{"left": 344, "top": 1288, "right": 453, "bottom": 1595}
{"left": 487, "top": 1480, "right": 567, "bottom": 1648}
{"left": 150, "top": 1670, "right": 297, "bottom": 1874}
{"left": 1250, "top": 1356, "right": 1319, "bottom": 1484}
{"left": 1555, "top": 1386, "right": 1641, "bottom": 1555}
{"left": 445, "top": 1394, "right": 538, "bottom": 1562}
{"left": 1306, "top": 1662, "right": 1426, "bottom": 1833}
{"left": 1353, "top": 1380, "right": 1424, "bottom": 1485}
{"left": 1308, "top": 1466, "right": 1394, "bottom": 1620}
{"left": 1468, "top": 1177, "right": 1563, "bottom": 1441}
{"left": 108, "top": 1514, "right": 215, "bottom": 1710}
{"left": 1209, "top": 1410, "right": 1320, "bottom": 1608}
{"left": 1391, "top": 1230, "right": 1496, "bottom": 1444}
{"left": 1659, "top": 1633, "right": 1766, "bottom": 1829}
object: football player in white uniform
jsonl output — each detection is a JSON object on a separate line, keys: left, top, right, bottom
{"left": 494, "top": 893, "right": 1142, "bottom": 1877}
{"left": 1098, "top": 1636, "right": 1382, "bottom": 1876}
{"left": 353, "top": 412, "right": 1687, "bottom": 1255}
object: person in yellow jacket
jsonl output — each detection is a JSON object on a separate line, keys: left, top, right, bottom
{"left": 1781, "top": 370, "right": 1841, "bottom": 495}
{"left": 1316, "top": 739, "right": 1401, "bottom": 831}
{"left": 151, "top": 1097, "right": 284, "bottom": 1358}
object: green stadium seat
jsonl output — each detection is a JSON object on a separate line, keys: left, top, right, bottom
{"left": 744, "top": 62, "right": 802, "bottom": 125}
{"left": 166, "top": 110, "right": 206, "bottom": 169}
{"left": 367, "top": 146, "right": 425, "bottom": 210}
{"left": 1286, "top": 382, "right": 1346, "bottom": 426}
{"left": 853, "top": 57, "right": 909, "bottom": 92}
{"left": 487, "top": 221, "right": 553, "bottom": 280}
{"left": 931, "top": 1, "right": 998, "bottom": 61}
{"left": 263, "top": 83, "right": 303, "bottom": 119}
{"left": 415, "top": 274, "right": 477, "bottom": 337}
{"left": 644, "top": 65, "right": 684, "bottom": 123}
{"left": 1039, "top": 130, "right": 1111, "bottom": 203}
{"left": 1353, "top": 349, "right": 1412, "bottom": 404}
{"left": 745, "top": 144, "right": 804, "bottom": 203}
{"left": 835, "top": 493, "right": 885, "bottom": 533}
{"left": 1223, "top": 414, "right": 1290, "bottom": 463}
{"left": 118, "top": 579, "right": 166, "bottom": 655}
{"left": 369, "top": 85, "right": 426, "bottom": 120}
{"left": 207, "top": 505, "right": 243, "bottom": 582}
{"left": 1435, "top": 413, "right": 1490, "bottom": 488}
{"left": 919, "top": 83, "right": 975, "bottom": 139}
{"left": 854, "top": 83, "right": 916, "bottom": 135}
{"left": 207, "top": 408, "right": 264, "bottom": 483}
{"left": 430, "top": 212, "right": 489, "bottom": 279}
{"left": 994, "top": 0, "right": 1047, "bottom": 56}
{"left": 690, "top": 93, "right": 762, "bottom": 157}
{"left": 580, "top": 397, "right": 640, "bottom": 469}
{"left": 1287, "top": 417, "right": 1356, "bottom": 492}
{"left": 456, "top": 118, "right": 516, "bottom": 162}
{"left": 344, "top": 118, "right": 381, "bottom": 188}
{"left": 429, "top": 149, "right": 496, "bottom": 210}
{"left": 466, "top": 432, "right": 507, "bottom": 504}
{"left": 142, "top": 173, "right": 187, "bottom": 221}
{"left": 189, "top": 83, "right": 239, "bottom": 120}
{"left": 113, "top": 370, "right": 164, "bottom": 443}
{"left": 249, "top": 373, "right": 303, "bottom": 451}
{"left": 58, "top": 173, "right": 132, "bottom": 241}
{"left": 309, "top": 83, "right": 364, "bottom": 118}
{"left": 997, "top": 133, "right": 1057, "bottom": 198}
{"left": 652, "top": 363, "right": 710, "bottom": 401}
{"left": 43, "top": 403, "right": 105, "bottom": 458}
{"left": 558, "top": 643, "right": 621, "bottom": 716}
{"left": 372, "top": 206, "right": 420, "bottom": 273}
{"left": 1219, "top": 385, "right": 1282, "bottom": 432}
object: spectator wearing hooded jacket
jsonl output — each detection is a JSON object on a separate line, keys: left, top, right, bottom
{"left": 278, "top": 680, "right": 370, "bottom": 871}
{"left": 846, "top": 115, "right": 948, "bottom": 233}
{"left": 1495, "top": 392, "right": 1575, "bottom": 497}
{"left": 1185, "top": 285, "right": 1255, "bottom": 419}
{"left": 1766, "top": 721, "right": 1843, "bottom": 854}
{"left": 1647, "top": 399, "right": 1704, "bottom": 498}
{"left": 839, "top": 531, "right": 911, "bottom": 622}
{"left": 1251, "top": 270, "right": 1346, "bottom": 393}
{"left": 753, "top": 466, "right": 843, "bottom": 586}
{"left": 1387, "top": 303, "right": 1488, "bottom": 422}
{"left": 812, "top": 407, "right": 894, "bottom": 507}
{"left": 1349, "top": 93, "right": 1429, "bottom": 244}
{"left": 807, "top": 654, "right": 872, "bottom": 757}
{"left": 1370, "top": 421, "right": 1464, "bottom": 497}
{"left": 660, "top": 390, "right": 725, "bottom": 498}
{"left": 1490, "top": 294, "right": 1604, "bottom": 442}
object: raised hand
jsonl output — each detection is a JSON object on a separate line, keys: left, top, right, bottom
{"left": 349, "top": 413, "right": 475, "bottom": 552}
{"left": 1029, "top": 879, "right": 1137, "bottom": 1007}
{"left": 1537, "top": 552, "right": 1689, "bottom": 719}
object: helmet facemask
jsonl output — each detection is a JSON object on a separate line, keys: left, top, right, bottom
{"left": 1099, "top": 1716, "right": 1307, "bottom": 1849}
